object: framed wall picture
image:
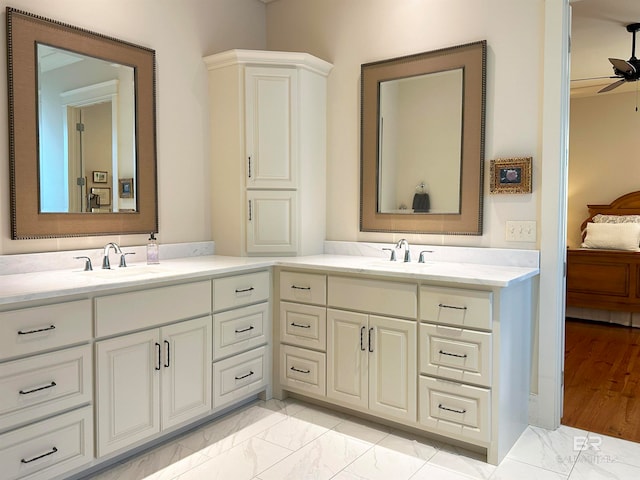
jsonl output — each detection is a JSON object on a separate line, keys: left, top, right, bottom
{"left": 489, "top": 157, "right": 532, "bottom": 194}
{"left": 93, "top": 170, "right": 108, "bottom": 183}
{"left": 119, "top": 178, "right": 134, "bottom": 198}
{"left": 90, "top": 187, "right": 111, "bottom": 206}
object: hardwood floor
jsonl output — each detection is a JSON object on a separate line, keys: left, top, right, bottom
{"left": 563, "top": 318, "right": 640, "bottom": 442}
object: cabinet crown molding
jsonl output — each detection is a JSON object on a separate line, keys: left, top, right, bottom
{"left": 204, "top": 49, "right": 333, "bottom": 76}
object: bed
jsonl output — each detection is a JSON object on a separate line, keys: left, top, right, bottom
{"left": 566, "top": 191, "right": 640, "bottom": 326}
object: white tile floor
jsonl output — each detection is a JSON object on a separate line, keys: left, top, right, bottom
{"left": 85, "top": 398, "right": 640, "bottom": 480}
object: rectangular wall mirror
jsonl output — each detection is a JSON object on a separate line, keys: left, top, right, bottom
{"left": 360, "top": 40, "right": 486, "bottom": 235}
{"left": 7, "top": 7, "right": 158, "bottom": 239}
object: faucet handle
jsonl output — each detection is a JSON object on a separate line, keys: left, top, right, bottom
{"left": 419, "top": 250, "right": 434, "bottom": 263}
{"left": 382, "top": 248, "right": 397, "bottom": 261}
{"left": 119, "top": 252, "right": 135, "bottom": 268}
{"left": 74, "top": 256, "right": 93, "bottom": 271}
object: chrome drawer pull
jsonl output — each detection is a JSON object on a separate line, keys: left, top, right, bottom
{"left": 438, "top": 350, "right": 468, "bottom": 359}
{"left": 368, "top": 327, "right": 374, "bottom": 352}
{"left": 19, "top": 381, "right": 57, "bottom": 395}
{"left": 235, "top": 287, "right": 254, "bottom": 293}
{"left": 291, "top": 322, "right": 311, "bottom": 329}
{"left": 290, "top": 366, "right": 310, "bottom": 374}
{"left": 21, "top": 446, "right": 58, "bottom": 464}
{"left": 438, "top": 404, "right": 466, "bottom": 414}
{"left": 17, "top": 324, "right": 56, "bottom": 335}
{"left": 291, "top": 285, "right": 311, "bottom": 290}
{"left": 155, "top": 343, "right": 162, "bottom": 371}
{"left": 235, "top": 325, "right": 255, "bottom": 333}
{"left": 235, "top": 371, "right": 254, "bottom": 380}
{"left": 164, "top": 340, "right": 171, "bottom": 368}
{"left": 438, "top": 303, "right": 467, "bottom": 311}
{"left": 360, "top": 326, "right": 366, "bottom": 351}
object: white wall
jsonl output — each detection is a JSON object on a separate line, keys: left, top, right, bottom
{"left": 0, "top": 0, "right": 267, "bottom": 255}
{"left": 266, "top": 0, "right": 543, "bottom": 248}
{"left": 568, "top": 91, "right": 640, "bottom": 248}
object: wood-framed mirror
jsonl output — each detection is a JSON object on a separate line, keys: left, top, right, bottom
{"left": 360, "top": 40, "right": 486, "bottom": 235}
{"left": 6, "top": 7, "right": 158, "bottom": 239}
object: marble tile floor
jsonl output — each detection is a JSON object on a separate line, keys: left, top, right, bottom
{"left": 84, "top": 398, "right": 640, "bottom": 480}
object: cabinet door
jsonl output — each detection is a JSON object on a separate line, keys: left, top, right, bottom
{"left": 161, "top": 317, "right": 212, "bottom": 429}
{"left": 368, "top": 315, "right": 417, "bottom": 422}
{"left": 96, "top": 329, "right": 161, "bottom": 457}
{"left": 247, "top": 190, "right": 297, "bottom": 255}
{"left": 326, "top": 309, "right": 368, "bottom": 409}
{"left": 245, "top": 66, "right": 297, "bottom": 189}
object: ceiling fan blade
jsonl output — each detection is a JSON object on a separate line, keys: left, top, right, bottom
{"left": 609, "top": 58, "right": 636, "bottom": 75}
{"left": 571, "top": 75, "right": 617, "bottom": 82}
{"left": 598, "top": 79, "right": 626, "bottom": 93}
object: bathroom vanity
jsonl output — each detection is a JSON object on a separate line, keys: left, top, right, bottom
{"left": 0, "top": 251, "right": 537, "bottom": 479}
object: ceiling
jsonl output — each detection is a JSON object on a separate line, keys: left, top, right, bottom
{"left": 571, "top": 0, "right": 640, "bottom": 96}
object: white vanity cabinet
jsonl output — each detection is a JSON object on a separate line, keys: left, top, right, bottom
{"left": 274, "top": 267, "right": 534, "bottom": 466}
{"left": 212, "top": 270, "right": 271, "bottom": 410}
{"left": 326, "top": 277, "right": 417, "bottom": 423}
{"left": 205, "top": 49, "right": 332, "bottom": 256}
{"left": 0, "top": 299, "right": 94, "bottom": 480}
{"left": 94, "top": 281, "right": 212, "bottom": 457}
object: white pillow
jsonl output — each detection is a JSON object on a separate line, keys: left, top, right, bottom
{"left": 581, "top": 222, "right": 640, "bottom": 251}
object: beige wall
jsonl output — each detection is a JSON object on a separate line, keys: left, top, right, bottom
{"left": 567, "top": 91, "right": 640, "bottom": 248}
{"left": 266, "top": 0, "right": 543, "bottom": 248}
{"left": 0, "top": 0, "right": 266, "bottom": 254}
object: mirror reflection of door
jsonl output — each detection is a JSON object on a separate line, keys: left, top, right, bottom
{"left": 67, "top": 102, "right": 113, "bottom": 212}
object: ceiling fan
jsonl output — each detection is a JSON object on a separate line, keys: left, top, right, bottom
{"left": 598, "top": 22, "right": 640, "bottom": 93}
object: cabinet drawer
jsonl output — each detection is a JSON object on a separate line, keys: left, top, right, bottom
{"left": 213, "top": 346, "right": 268, "bottom": 409}
{"left": 420, "top": 286, "right": 492, "bottom": 330}
{"left": 214, "top": 271, "right": 270, "bottom": 311}
{"left": 420, "top": 323, "right": 492, "bottom": 387}
{"left": 419, "top": 376, "right": 490, "bottom": 443}
{"left": 280, "top": 344, "right": 326, "bottom": 397}
{"left": 0, "top": 300, "right": 91, "bottom": 361}
{"left": 280, "top": 302, "right": 326, "bottom": 350}
{"left": 328, "top": 276, "right": 416, "bottom": 318}
{"left": 95, "top": 281, "right": 211, "bottom": 338}
{"left": 280, "top": 271, "right": 326, "bottom": 305}
{"left": 0, "top": 406, "right": 93, "bottom": 480}
{"left": 0, "top": 345, "right": 92, "bottom": 432}
{"left": 213, "top": 303, "right": 269, "bottom": 360}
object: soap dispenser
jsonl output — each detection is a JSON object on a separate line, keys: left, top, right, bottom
{"left": 147, "top": 233, "right": 159, "bottom": 264}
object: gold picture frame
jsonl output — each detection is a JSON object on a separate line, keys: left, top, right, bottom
{"left": 91, "top": 187, "right": 111, "bottom": 206}
{"left": 489, "top": 157, "right": 532, "bottom": 194}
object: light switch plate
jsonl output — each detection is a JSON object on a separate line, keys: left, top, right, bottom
{"left": 506, "top": 221, "right": 536, "bottom": 242}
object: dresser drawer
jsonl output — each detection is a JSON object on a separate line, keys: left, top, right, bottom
{"left": 0, "top": 345, "right": 92, "bottom": 432}
{"left": 420, "top": 323, "right": 492, "bottom": 387}
{"left": 420, "top": 286, "right": 492, "bottom": 330}
{"left": 0, "top": 406, "right": 93, "bottom": 480}
{"left": 214, "top": 271, "right": 270, "bottom": 311}
{"left": 213, "top": 346, "right": 268, "bottom": 409}
{"left": 213, "top": 303, "right": 269, "bottom": 360}
{"left": 280, "top": 271, "right": 326, "bottom": 305}
{"left": 280, "top": 344, "right": 326, "bottom": 397}
{"left": 0, "top": 300, "right": 91, "bottom": 361}
{"left": 95, "top": 281, "right": 211, "bottom": 338}
{"left": 329, "top": 276, "right": 416, "bottom": 318}
{"left": 280, "top": 302, "right": 326, "bottom": 350}
{"left": 419, "top": 376, "right": 490, "bottom": 443}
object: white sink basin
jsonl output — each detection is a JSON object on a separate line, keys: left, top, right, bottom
{"left": 82, "top": 264, "right": 172, "bottom": 279}
{"left": 366, "top": 260, "right": 433, "bottom": 271}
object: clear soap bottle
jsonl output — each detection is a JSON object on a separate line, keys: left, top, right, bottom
{"left": 147, "top": 233, "right": 159, "bottom": 264}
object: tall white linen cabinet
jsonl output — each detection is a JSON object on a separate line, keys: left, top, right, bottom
{"left": 205, "top": 50, "right": 333, "bottom": 256}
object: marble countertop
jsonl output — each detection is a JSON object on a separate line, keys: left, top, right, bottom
{"left": 0, "top": 254, "right": 539, "bottom": 306}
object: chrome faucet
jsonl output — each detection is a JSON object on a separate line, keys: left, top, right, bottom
{"left": 102, "top": 242, "right": 123, "bottom": 269}
{"left": 395, "top": 239, "right": 411, "bottom": 262}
